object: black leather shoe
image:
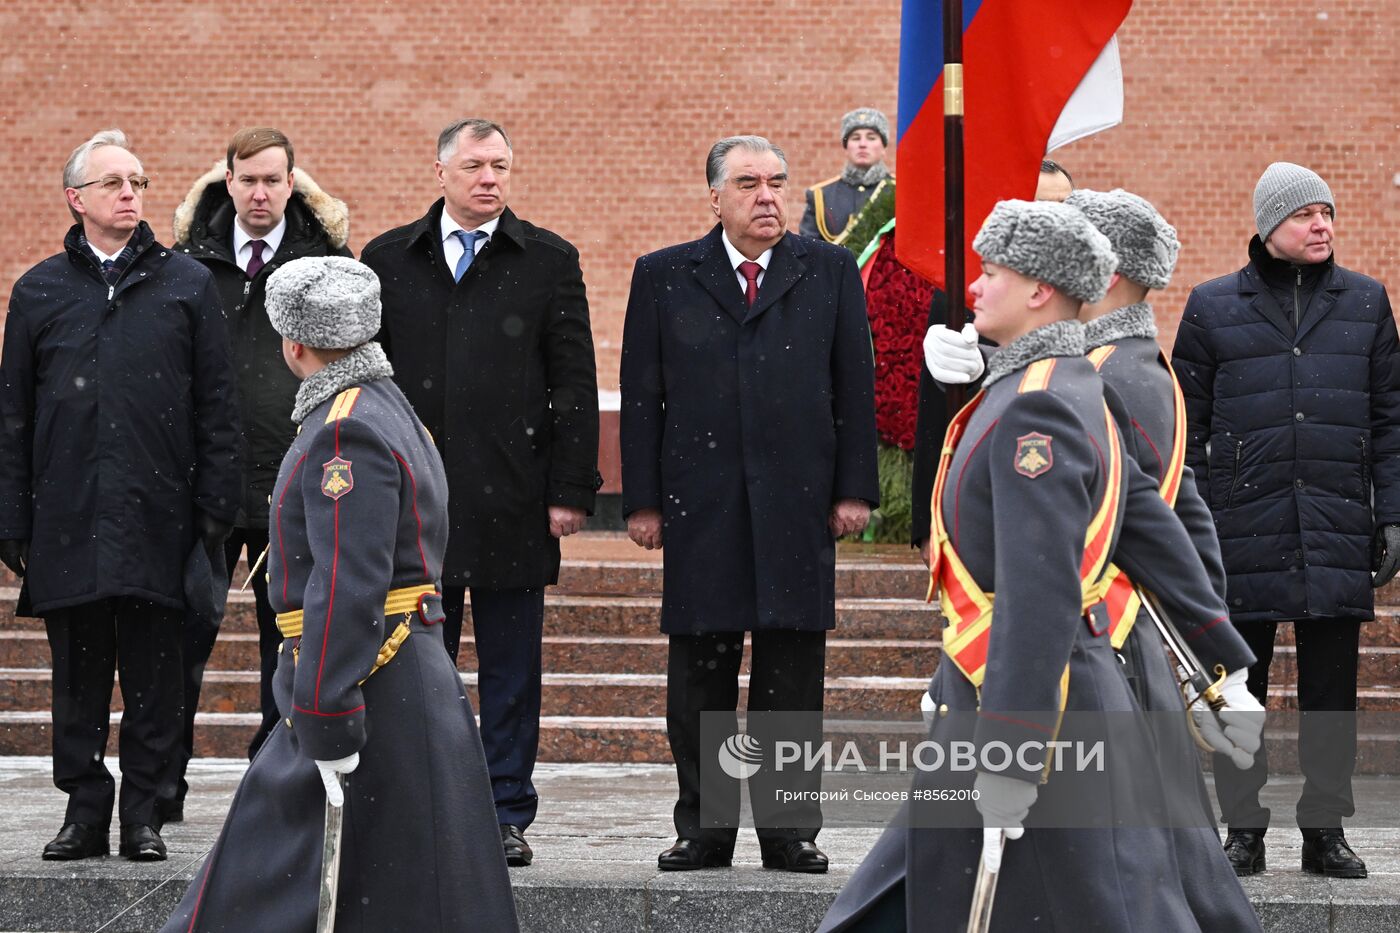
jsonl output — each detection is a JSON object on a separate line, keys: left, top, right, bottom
{"left": 41, "top": 823, "right": 109, "bottom": 860}
{"left": 501, "top": 824, "right": 533, "bottom": 867}
{"left": 1302, "top": 830, "right": 1367, "bottom": 878}
{"left": 657, "top": 838, "right": 733, "bottom": 871}
{"left": 1223, "top": 830, "right": 1266, "bottom": 876}
{"left": 761, "top": 840, "right": 829, "bottom": 874}
{"left": 119, "top": 824, "right": 167, "bottom": 861}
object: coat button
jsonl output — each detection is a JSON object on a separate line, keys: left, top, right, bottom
{"left": 1293, "top": 347, "right": 1302, "bottom": 356}
{"left": 1295, "top": 412, "right": 1305, "bottom": 421}
{"left": 1295, "top": 549, "right": 1304, "bottom": 559}
{"left": 277, "top": 643, "right": 283, "bottom": 655}
{"left": 1295, "top": 478, "right": 1305, "bottom": 489}
{"left": 938, "top": 704, "right": 949, "bottom": 718}
{"left": 285, "top": 718, "right": 293, "bottom": 729}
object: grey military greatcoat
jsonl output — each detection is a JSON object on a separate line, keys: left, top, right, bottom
{"left": 160, "top": 365, "right": 518, "bottom": 932}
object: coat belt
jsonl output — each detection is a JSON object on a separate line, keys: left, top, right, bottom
{"left": 275, "top": 584, "right": 437, "bottom": 639}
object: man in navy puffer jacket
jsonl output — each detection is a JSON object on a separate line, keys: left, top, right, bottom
{"left": 1172, "top": 162, "right": 1400, "bottom": 880}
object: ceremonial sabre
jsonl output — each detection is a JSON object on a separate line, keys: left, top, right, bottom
{"left": 1135, "top": 586, "right": 1227, "bottom": 711}
{"left": 965, "top": 830, "right": 1003, "bottom": 933}
{"left": 316, "top": 773, "right": 347, "bottom": 933}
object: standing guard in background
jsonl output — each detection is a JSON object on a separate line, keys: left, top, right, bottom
{"left": 170, "top": 128, "right": 353, "bottom": 814}
{"left": 0, "top": 129, "right": 239, "bottom": 863}
{"left": 819, "top": 200, "right": 1260, "bottom": 931}
{"left": 159, "top": 256, "right": 518, "bottom": 933}
{"left": 799, "top": 108, "right": 893, "bottom": 245}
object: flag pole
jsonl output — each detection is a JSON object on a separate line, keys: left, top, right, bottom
{"left": 942, "top": 0, "right": 967, "bottom": 415}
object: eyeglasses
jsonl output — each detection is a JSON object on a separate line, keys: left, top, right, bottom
{"left": 71, "top": 174, "right": 150, "bottom": 193}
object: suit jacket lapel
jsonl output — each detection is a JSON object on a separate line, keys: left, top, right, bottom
{"left": 691, "top": 225, "right": 748, "bottom": 324}
{"left": 746, "top": 234, "right": 805, "bottom": 323}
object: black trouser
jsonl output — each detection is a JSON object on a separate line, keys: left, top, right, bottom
{"left": 222, "top": 529, "right": 281, "bottom": 759}
{"left": 44, "top": 598, "right": 184, "bottom": 829}
{"left": 1214, "top": 618, "right": 1361, "bottom": 832}
{"left": 442, "top": 584, "right": 544, "bottom": 830}
{"left": 667, "top": 629, "right": 827, "bottom": 854}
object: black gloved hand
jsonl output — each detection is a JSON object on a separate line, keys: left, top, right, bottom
{"left": 0, "top": 539, "right": 28, "bottom": 578}
{"left": 1372, "top": 523, "right": 1400, "bottom": 588}
{"left": 196, "top": 513, "right": 232, "bottom": 567}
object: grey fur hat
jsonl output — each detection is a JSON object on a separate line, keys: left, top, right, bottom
{"left": 1066, "top": 187, "right": 1179, "bottom": 290}
{"left": 1253, "top": 162, "right": 1334, "bottom": 241}
{"left": 841, "top": 108, "right": 890, "bottom": 146}
{"left": 973, "top": 199, "right": 1118, "bottom": 303}
{"left": 266, "top": 256, "right": 381, "bottom": 349}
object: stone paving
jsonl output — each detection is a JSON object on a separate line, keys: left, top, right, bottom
{"left": 1, "top": 757, "right": 1397, "bottom": 932}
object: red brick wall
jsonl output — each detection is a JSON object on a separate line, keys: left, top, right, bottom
{"left": 3, "top": 0, "right": 1396, "bottom": 386}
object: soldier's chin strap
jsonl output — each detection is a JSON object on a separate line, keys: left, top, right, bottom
{"left": 93, "top": 844, "right": 215, "bottom": 932}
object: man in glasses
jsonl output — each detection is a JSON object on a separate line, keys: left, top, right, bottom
{"left": 0, "top": 129, "right": 240, "bottom": 862}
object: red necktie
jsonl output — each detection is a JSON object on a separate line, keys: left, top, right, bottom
{"left": 738, "top": 260, "right": 762, "bottom": 307}
{"left": 246, "top": 239, "right": 267, "bottom": 279}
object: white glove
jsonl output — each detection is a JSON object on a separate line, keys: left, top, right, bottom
{"left": 315, "top": 752, "right": 360, "bottom": 808}
{"left": 923, "top": 323, "right": 985, "bottom": 384}
{"left": 973, "top": 771, "right": 1037, "bottom": 872}
{"left": 1190, "top": 668, "right": 1264, "bottom": 770}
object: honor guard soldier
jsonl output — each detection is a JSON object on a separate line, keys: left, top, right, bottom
{"left": 819, "top": 200, "right": 1261, "bottom": 932}
{"left": 160, "top": 257, "right": 518, "bottom": 933}
{"left": 799, "top": 108, "right": 893, "bottom": 244}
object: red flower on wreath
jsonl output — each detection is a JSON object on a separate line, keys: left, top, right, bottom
{"left": 863, "top": 228, "right": 935, "bottom": 451}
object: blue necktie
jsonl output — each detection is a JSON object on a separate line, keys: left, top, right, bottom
{"left": 100, "top": 259, "right": 117, "bottom": 285}
{"left": 452, "top": 229, "right": 486, "bottom": 282}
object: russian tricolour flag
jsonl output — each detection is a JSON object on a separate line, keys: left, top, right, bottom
{"left": 896, "top": 0, "right": 1133, "bottom": 288}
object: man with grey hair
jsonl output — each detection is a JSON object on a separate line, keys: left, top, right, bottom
{"left": 0, "top": 129, "right": 239, "bottom": 861}
{"left": 1172, "top": 162, "right": 1400, "bottom": 879}
{"left": 621, "top": 134, "right": 879, "bottom": 873}
{"left": 362, "top": 118, "right": 600, "bottom": 867}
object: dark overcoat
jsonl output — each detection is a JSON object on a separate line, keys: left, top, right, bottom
{"left": 0, "top": 222, "right": 240, "bottom": 614}
{"left": 174, "top": 165, "right": 353, "bottom": 528}
{"left": 820, "top": 326, "right": 1253, "bottom": 931}
{"left": 619, "top": 227, "right": 879, "bottom": 633}
{"left": 160, "top": 374, "right": 517, "bottom": 932}
{"left": 362, "top": 202, "right": 599, "bottom": 590}
{"left": 1172, "top": 247, "right": 1400, "bottom": 622}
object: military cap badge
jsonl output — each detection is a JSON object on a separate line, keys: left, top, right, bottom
{"left": 322, "top": 457, "right": 354, "bottom": 499}
{"left": 1014, "top": 433, "right": 1053, "bottom": 478}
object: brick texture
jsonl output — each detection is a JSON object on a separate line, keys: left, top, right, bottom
{"left": 2, "top": 1, "right": 1396, "bottom": 387}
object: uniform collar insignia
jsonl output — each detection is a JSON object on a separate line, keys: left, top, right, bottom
{"left": 984, "top": 320, "right": 1086, "bottom": 387}
{"left": 1083, "top": 302, "right": 1157, "bottom": 349}
{"left": 292, "top": 342, "right": 394, "bottom": 424}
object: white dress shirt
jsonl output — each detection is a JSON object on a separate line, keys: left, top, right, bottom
{"left": 89, "top": 243, "right": 124, "bottom": 265}
{"left": 720, "top": 231, "right": 773, "bottom": 296}
{"left": 233, "top": 215, "right": 287, "bottom": 273}
{"left": 441, "top": 212, "right": 501, "bottom": 272}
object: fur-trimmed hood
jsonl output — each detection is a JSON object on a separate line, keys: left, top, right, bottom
{"left": 172, "top": 160, "right": 349, "bottom": 249}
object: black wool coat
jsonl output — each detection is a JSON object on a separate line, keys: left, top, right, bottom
{"left": 362, "top": 202, "right": 599, "bottom": 589}
{"left": 173, "top": 165, "right": 353, "bottom": 529}
{"left": 0, "top": 222, "right": 240, "bottom": 614}
{"left": 1171, "top": 243, "right": 1400, "bottom": 622}
{"left": 620, "top": 227, "right": 880, "bottom": 633}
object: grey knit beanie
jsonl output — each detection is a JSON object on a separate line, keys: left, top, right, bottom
{"left": 973, "top": 200, "right": 1118, "bottom": 303}
{"left": 1066, "top": 188, "right": 1179, "bottom": 290}
{"left": 1253, "top": 162, "right": 1334, "bottom": 241}
{"left": 266, "top": 256, "right": 381, "bottom": 349}
{"left": 841, "top": 108, "right": 890, "bottom": 147}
